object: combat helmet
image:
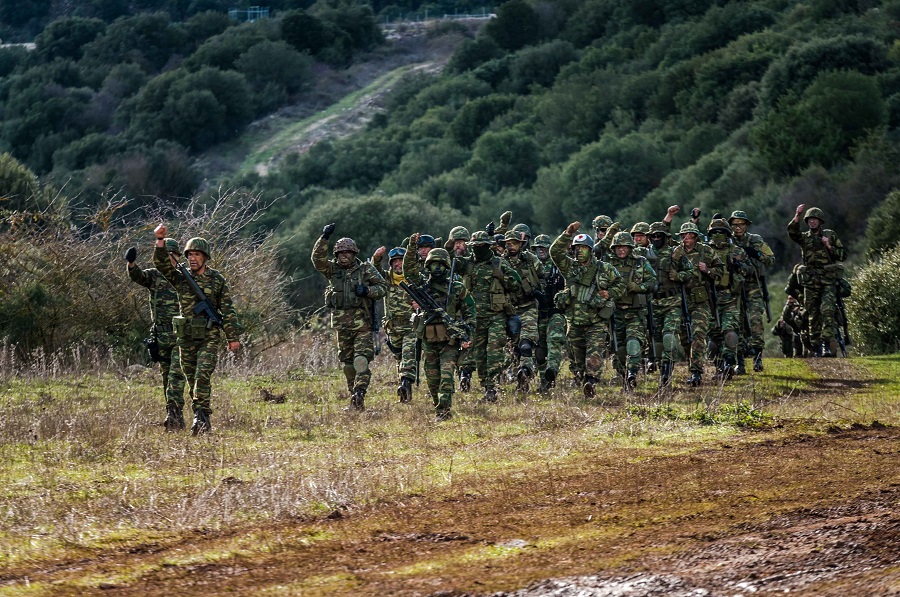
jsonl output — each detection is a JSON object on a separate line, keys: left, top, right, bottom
{"left": 728, "top": 210, "right": 752, "bottom": 225}
{"left": 510, "top": 223, "right": 532, "bottom": 241}
{"left": 572, "top": 233, "right": 594, "bottom": 249}
{"left": 333, "top": 237, "right": 359, "bottom": 254}
{"left": 679, "top": 222, "right": 701, "bottom": 236}
{"left": 417, "top": 234, "right": 436, "bottom": 247}
{"left": 531, "top": 234, "right": 552, "bottom": 248}
{"left": 648, "top": 222, "right": 670, "bottom": 236}
{"left": 504, "top": 229, "right": 528, "bottom": 243}
{"left": 630, "top": 222, "right": 651, "bottom": 235}
{"left": 803, "top": 207, "right": 825, "bottom": 224}
{"left": 448, "top": 226, "right": 470, "bottom": 241}
{"left": 424, "top": 247, "right": 452, "bottom": 268}
{"left": 592, "top": 215, "right": 613, "bottom": 230}
{"left": 467, "top": 231, "right": 496, "bottom": 246}
{"left": 707, "top": 218, "right": 732, "bottom": 236}
{"left": 163, "top": 237, "right": 181, "bottom": 255}
{"left": 184, "top": 237, "right": 211, "bottom": 258}
{"left": 388, "top": 247, "right": 405, "bottom": 261}
{"left": 610, "top": 231, "right": 636, "bottom": 248}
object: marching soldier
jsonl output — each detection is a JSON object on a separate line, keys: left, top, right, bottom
{"left": 531, "top": 234, "right": 568, "bottom": 392}
{"left": 152, "top": 227, "right": 241, "bottom": 435}
{"left": 311, "top": 224, "right": 387, "bottom": 410}
{"left": 371, "top": 245, "right": 417, "bottom": 403}
{"left": 503, "top": 225, "right": 543, "bottom": 393}
{"left": 591, "top": 215, "right": 617, "bottom": 261}
{"left": 444, "top": 225, "right": 476, "bottom": 391}
{"left": 126, "top": 239, "right": 187, "bottom": 430}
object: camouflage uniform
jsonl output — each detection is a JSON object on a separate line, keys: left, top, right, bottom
{"left": 128, "top": 241, "right": 187, "bottom": 430}
{"left": 705, "top": 219, "right": 753, "bottom": 377}
{"left": 375, "top": 247, "right": 418, "bottom": 402}
{"left": 677, "top": 222, "right": 725, "bottom": 386}
{"left": 456, "top": 231, "right": 522, "bottom": 401}
{"left": 591, "top": 215, "right": 616, "bottom": 261}
{"left": 608, "top": 232, "right": 657, "bottom": 388}
{"left": 531, "top": 234, "right": 568, "bottom": 391}
{"left": 647, "top": 223, "right": 694, "bottom": 386}
{"left": 772, "top": 295, "right": 809, "bottom": 358}
{"left": 312, "top": 235, "right": 388, "bottom": 409}
{"left": 551, "top": 231, "right": 624, "bottom": 397}
{"left": 787, "top": 207, "right": 846, "bottom": 356}
{"left": 729, "top": 210, "right": 776, "bottom": 371}
{"left": 503, "top": 227, "right": 543, "bottom": 392}
{"left": 444, "top": 226, "right": 476, "bottom": 390}
{"left": 153, "top": 239, "right": 241, "bottom": 433}
{"left": 403, "top": 248, "right": 476, "bottom": 419}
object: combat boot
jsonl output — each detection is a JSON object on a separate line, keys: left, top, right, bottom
{"left": 459, "top": 369, "right": 472, "bottom": 392}
{"left": 515, "top": 366, "right": 531, "bottom": 394}
{"left": 164, "top": 404, "right": 185, "bottom": 431}
{"left": 626, "top": 368, "right": 639, "bottom": 390}
{"left": 687, "top": 370, "right": 702, "bottom": 387}
{"left": 718, "top": 355, "right": 735, "bottom": 380}
{"left": 646, "top": 358, "right": 657, "bottom": 373}
{"left": 350, "top": 389, "right": 366, "bottom": 411}
{"left": 659, "top": 362, "right": 671, "bottom": 387}
{"left": 539, "top": 368, "right": 557, "bottom": 394}
{"left": 735, "top": 353, "right": 747, "bottom": 376}
{"left": 481, "top": 387, "right": 498, "bottom": 403}
{"left": 190, "top": 410, "right": 211, "bottom": 436}
{"left": 397, "top": 377, "right": 412, "bottom": 403}
{"left": 582, "top": 375, "right": 598, "bottom": 398}
{"left": 753, "top": 351, "right": 764, "bottom": 372}
{"left": 435, "top": 407, "right": 452, "bottom": 422}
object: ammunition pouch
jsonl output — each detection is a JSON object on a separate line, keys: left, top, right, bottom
{"left": 424, "top": 323, "right": 449, "bottom": 343}
{"left": 554, "top": 287, "right": 572, "bottom": 311}
{"left": 823, "top": 263, "right": 844, "bottom": 280}
{"left": 631, "top": 293, "right": 647, "bottom": 308}
{"left": 690, "top": 285, "right": 709, "bottom": 304}
{"left": 837, "top": 278, "right": 852, "bottom": 298}
{"left": 173, "top": 315, "right": 210, "bottom": 341}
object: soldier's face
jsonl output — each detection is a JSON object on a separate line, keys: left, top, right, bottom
{"left": 681, "top": 233, "right": 697, "bottom": 250}
{"left": 534, "top": 246, "right": 548, "bottom": 261}
{"left": 615, "top": 246, "right": 631, "bottom": 259}
{"left": 595, "top": 227, "right": 608, "bottom": 239}
{"left": 505, "top": 239, "right": 522, "bottom": 255}
{"left": 453, "top": 240, "right": 467, "bottom": 255}
{"left": 575, "top": 246, "right": 591, "bottom": 263}
{"left": 185, "top": 250, "right": 207, "bottom": 272}
{"left": 417, "top": 246, "right": 431, "bottom": 260}
{"left": 336, "top": 251, "right": 355, "bottom": 267}
{"left": 649, "top": 233, "right": 666, "bottom": 249}
{"left": 390, "top": 258, "right": 403, "bottom": 274}
{"left": 633, "top": 233, "right": 648, "bottom": 247}
{"left": 806, "top": 217, "right": 821, "bottom": 230}
{"left": 731, "top": 220, "right": 747, "bottom": 236}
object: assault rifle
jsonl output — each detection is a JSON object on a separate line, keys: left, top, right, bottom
{"left": 679, "top": 284, "right": 693, "bottom": 344}
{"left": 744, "top": 246, "right": 772, "bottom": 322}
{"left": 835, "top": 287, "right": 851, "bottom": 355}
{"left": 399, "top": 281, "right": 471, "bottom": 341}
{"left": 177, "top": 262, "right": 223, "bottom": 329}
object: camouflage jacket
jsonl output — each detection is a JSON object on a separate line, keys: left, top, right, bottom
{"left": 451, "top": 253, "right": 522, "bottom": 318}
{"left": 608, "top": 253, "right": 657, "bottom": 310}
{"left": 153, "top": 247, "right": 242, "bottom": 342}
{"left": 681, "top": 241, "right": 725, "bottom": 291}
{"left": 127, "top": 265, "right": 181, "bottom": 346}
{"left": 374, "top": 260, "right": 415, "bottom": 332}
{"left": 734, "top": 232, "right": 775, "bottom": 281}
{"left": 787, "top": 220, "right": 846, "bottom": 282}
{"left": 311, "top": 237, "right": 387, "bottom": 330}
{"left": 504, "top": 249, "right": 543, "bottom": 309}
{"left": 651, "top": 244, "right": 694, "bottom": 307}
{"left": 706, "top": 241, "right": 752, "bottom": 298}
{"left": 592, "top": 221, "right": 619, "bottom": 261}
{"left": 551, "top": 231, "right": 624, "bottom": 324}
{"left": 415, "top": 278, "right": 477, "bottom": 343}
{"left": 537, "top": 258, "right": 566, "bottom": 318}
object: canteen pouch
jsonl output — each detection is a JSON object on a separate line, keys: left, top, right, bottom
{"left": 690, "top": 285, "right": 709, "bottom": 304}
{"left": 838, "top": 278, "right": 852, "bottom": 298}
{"left": 190, "top": 317, "right": 209, "bottom": 340}
{"left": 172, "top": 315, "right": 187, "bottom": 339}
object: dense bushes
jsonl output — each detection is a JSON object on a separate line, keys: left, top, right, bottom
{"left": 847, "top": 246, "right": 900, "bottom": 355}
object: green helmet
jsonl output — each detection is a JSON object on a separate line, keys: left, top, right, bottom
{"left": 510, "top": 223, "right": 532, "bottom": 240}
{"left": 467, "top": 230, "right": 496, "bottom": 246}
{"left": 448, "top": 226, "right": 470, "bottom": 241}
{"left": 333, "top": 237, "right": 359, "bottom": 254}
{"left": 630, "top": 222, "right": 650, "bottom": 235}
{"left": 803, "top": 207, "right": 825, "bottom": 224}
{"left": 679, "top": 222, "right": 701, "bottom": 236}
{"left": 504, "top": 229, "right": 528, "bottom": 243}
{"left": 728, "top": 210, "right": 752, "bottom": 225}
{"left": 707, "top": 218, "right": 732, "bottom": 236}
{"left": 184, "top": 237, "right": 210, "bottom": 258}
{"left": 424, "top": 247, "right": 451, "bottom": 268}
{"left": 163, "top": 237, "right": 181, "bottom": 255}
{"left": 648, "top": 222, "right": 669, "bottom": 236}
{"left": 531, "top": 234, "right": 552, "bottom": 248}
{"left": 592, "top": 215, "right": 613, "bottom": 230}
{"left": 610, "top": 231, "right": 635, "bottom": 248}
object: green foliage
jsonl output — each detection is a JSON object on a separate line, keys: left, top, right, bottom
{"left": 446, "top": 35, "right": 505, "bottom": 74}
{"left": 866, "top": 189, "right": 900, "bottom": 256}
{"left": 81, "top": 12, "right": 189, "bottom": 72}
{"left": 235, "top": 40, "right": 312, "bottom": 95}
{"left": 466, "top": 129, "right": 541, "bottom": 190}
{"left": 34, "top": 17, "right": 106, "bottom": 62}
{"left": 0, "top": 153, "right": 40, "bottom": 211}
{"left": 484, "top": 0, "right": 541, "bottom": 51}
{"left": 381, "top": 140, "right": 470, "bottom": 193}
{"left": 281, "top": 10, "right": 330, "bottom": 54}
{"left": 502, "top": 39, "right": 576, "bottom": 94}
{"left": 447, "top": 94, "right": 516, "bottom": 147}
{"left": 847, "top": 245, "right": 900, "bottom": 355}
{"left": 183, "top": 23, "right": 271, "bottom": 71}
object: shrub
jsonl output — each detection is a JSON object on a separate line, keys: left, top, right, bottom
{"left": 846, "top": 245, "right": 900, "bottom": 355}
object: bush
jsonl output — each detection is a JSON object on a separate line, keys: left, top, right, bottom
{"left": 866, "top": 189, "right": 900, "bottom": 256}
{"left": 846, "top": 245, "right": 900, "bottom": 355}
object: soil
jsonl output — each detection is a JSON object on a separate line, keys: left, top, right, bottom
{"left": 2, "top": 359, "right": 898, "bottom": 595}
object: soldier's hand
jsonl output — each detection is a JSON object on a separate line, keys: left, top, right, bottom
{"left": 461, "top": 340, "right": 473, "bottom": 349}
{"left": 500, "top": 211, "right": 512, "bottom": 226}
{"left": 321, "top": 223, "right": 336, "bottom": 240}
{"left": 822, "top": 235, "right": 832, "bottom": 249}
{"left": 796, "top": 204, "right": 806, "bottom": 216}
{"left": 354, "top": 284, "right": 369, "bottom": 297}
{"left": 599, "top": 290, "right": 610, "bottom": 300}
{"left": 485, "top": 221, "right": 495, "bottom": 236}
{"left": 698, "top": 261, "right": 708, "bottom": 273}
{"left": 530, "top": 288, "right": 544, "bottom": 300}
{"left": 627, "top": 281, "right": 642, "bottom": 293}
{"left": 667, "top": 205, "right": 680, "bottom": 216}
{"left": 690, "top": 208, "right": 701, "bottom": 221}
{"left": 227, "top": 340, "right": 240, "bottom": 352}
{"left": 154, "top": 224, "right": 167, "bottom": 240}
{"left": 410, "top": 232, "right": 420, "bottom": 247}
{"left": 125, "top": 247, "right": 137, "bottom": 263}
{"left": 566, "top": 221, "right": 580, "bottom": 235}
{"left": 373, "top": 245, "right": 386, "bottom": 260}
{"left": 668, "top": 268, "right": 679, "bottom": 282}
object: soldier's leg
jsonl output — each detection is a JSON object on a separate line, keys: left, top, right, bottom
{"left": 545, "top": 313, "right": 567, "bottom": 382}
{"left": 718, "top": 299, "right": 741, "bottom": 376}
{"left": 436, "top": 342, "right": 458, "bottom": 419}
{"left": 624, "top": 310, "right": 647, "bottom": 387}
{"left": 613, "top": 315, "right": 627, "bottom": 378}
{"left": 536, "top": 319, "right": 549, "bottom": 371}
{"left": 660, "top": 306, "right": 682, "bottom": 385}
{"left": 472, "top": 319, "right": 489, "bottom": 388}
{"left": 189, "top": 337, "right": 219, "bottom": 434}
{"left": 567, "top": 322, "right": 586, "bottom": 383}
{"left": 687, "top": 302, "right": 711, "bottom": 385}
{"left": 516, "top": 308, "right": 539, "bottom": 377}
{"left": 397, "top": 331, "right": 417, "bottom": 402}
{"left": 820, "top": 283, "right": 837, "bottom": 351}
{"left": 179, "top": 341, "right": 199, "bottom": 406}
{"left": 484, "top": 314, "right": 507, "bottom": 397}
{"left": 457, "top": 345, "right": 474, "bottom": 391}
{"left": 584, "top": 323, "right": 608, "bottom": 381}
{"left": 423, "top": 341, "right": 441, "bottom": 406}
{"left": 351, "top": 328, "right": 375, "bottom": 393}
{"left": 337, "top": 329, "right": 356, "bottom": 392}
{"left": 161, "top": 343, "right": 186, "bottom": 430}
{"left": 804, "top": 285, "right": 824, "bottom": 351}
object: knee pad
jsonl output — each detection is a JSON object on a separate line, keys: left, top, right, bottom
{"left": 342, "top": 362, "right": 356, "bottom": 379}
{"left": 662, "top": 333, "right": 677, "bottom": 351}
{"left": 353, "top": 355, "right": 369, "bottom": 373}
{"left": 724, "top": 331, "right": 739, "bottom": 350}
{"left": 626, "top": 338, "right": 641, "bottom": 357}
{"left": 506, "top": 314, "right": 522, "bottom": 337}
{"left": 518, "top": 339, "right": 534, "bottom": 357}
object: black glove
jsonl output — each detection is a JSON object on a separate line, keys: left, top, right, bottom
{"left": 690, "top": 207, "right": 701, "bottom": 220}
{"left": 322, "top": 223, "right": 336, "bottom": 240}
{"left": 125, "top": 247, "right": 137, "bottom": 263}
{"left": 530, "top": 288, "right": 545, "bottom": 300}
{"left": 354, "top": 284, "right": 369, "bottom": 297}
{"left": 485, "top": 221, "right": 495, "bottom": 236}
{"left": 746, "top": 247, "right": 761, "bottom": 260}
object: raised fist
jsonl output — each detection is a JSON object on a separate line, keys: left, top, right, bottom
{"left": 154, "top": 224, "right": 167, "bottom": 240}
{"left": 125, "top": 247, "right": 137, "bottom": 263}
{"left": 667, "top": 205, "right": 680, "bottom": 216}
{"left": 796, "top": 204, "right": 806, "bottom": 216}
{"left": 500, "top": 211, "right": 512, "bottom": 226}
{"left": 322, "top": 223, "right": 336, "bottom": 240}
{"left": 373, "top": 246, "right": 386, "bottom": 260}
{"left": 690, "top": 208, "right": 701, "bottom": 220}
{"left": 566, "top": 222, "right": 581, "bottom": 235}
{"left": 485, "top": 222, "right": 495, "bottom": 236}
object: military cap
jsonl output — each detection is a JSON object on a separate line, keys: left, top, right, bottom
{"left": 510, "top": 223, "right": 532, "bottom": 240}
{"left": 448, "top": 226, "right": 470, "bottom": 241}
{"left": 184, "top": 237, "right": 211, "bottom": 258}
{"left": 333, "top": 237, "right": 359, "bottom": 254}
{"left": 630, "top": 222, "right": 651, "bottom": 235}
{"left": 424, "top": 247, "right": 452, "bottom": 268}
{"left": 531, "top": 234, "right": 552, "bottom": 248}
{"left": 728, "top": 210, "right": 752, "bottom": 225}
{"left": 467, "top": 231, "right": 496, "bottom": 246}
{"left": 572, "top": 233, "right": 594, "bottom": 249}
{"left": 592, "top": 215, "right": 613, "bottom": 229}
{"left": 610, "top": 231, "right": 635, "bottom": 248}
{"left": 648, "top": 222, "right": 669, "bottom": 236}
{"left": 803, "top": 207, "right": 825, "bottom": 224}
{"left": 679, "top": 222, "right": 701, "bottom": 236}
{"left": 417, "top": 234, "right": 436, "bottom": 247}
{"left": 707, "top": 218, "right": 732, "bottom": 235}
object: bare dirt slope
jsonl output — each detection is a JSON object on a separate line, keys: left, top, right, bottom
{"left": 4, "top": 359, "right": 898, "bottom": 596}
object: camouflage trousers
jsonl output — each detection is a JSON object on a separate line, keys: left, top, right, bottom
{"left": 537, "top": 312, "right": 567, "bottom": 376}
{"left": 740, "top": 289, "right": 767, "bottom": 354}
{"left": 387, "top": 325, "right": 417, "bottom": 382}
{"left": 803, "top": 282, "right": 837, "bottom": 346}
{"left": 160, "top": 341, "right": 186, "bottom": 410}
{"left": 709, "top": 292, "right": 741, "bottom": 362}
{"left": 336, "top": 326, "right": 374, "bottom": 393}
{"left": 178, "top": 336, "right": 219, "bottom": 416}
{"left": 567, "top": 319, "right": 609, "bottom": 380}
{"left": 423, "top": 339, "right": 460, "bottom": 413}
{"left": 684, "top": 300, "right": 712, "bottom": 374}
{"left": 513, "top": 306, "right": 538, "bottom": 374}
{"left": 614, "top": 307, "right": 647, "bottom": 373}
{"left": 651, "top": 300, "right": 683, "bottom": 364}
{"left": 472, "top": 312, "right": 508, "bottom": 390}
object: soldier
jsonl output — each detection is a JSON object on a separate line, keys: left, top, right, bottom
{"left": 444, "top": 225, "right": 476, "bottom": 391}
{"left": 531, "top": 234, "right": 568, "bottom": 392}
{"left": 729, "top": 210, "right": 776, "bottom": 372}
{"left": 152, "top": 226, "right": 241, "bottom": 435}
{"left": 551, "top": 223, "right": 624, "bottom": 397}
{"left": 591, "top": 215, "right": 617, "bottom": 261}
{"left": 311, "top": 224, "right": 388, "bottom": 410}
{"left": 630, "top": 222, "right": 652, "bottom": 254}
{"left": 415, "top": 234, "right": 436, "bottom": 263}
{"left": 371, "top": 245, "right": 416, "bottom": 403}
{"left": 126, "top": 239, "right": 188, "bottom": 430}
{"left": 647, "top": 222, "right": 694, "bottom": 387}
{"left": 608, "top": 232, "right": 657, "bottom": 389}
{"left": 461, "top": 230, "right": 522, "bottom": 402}
{"left": 503, "top": 225, "right": 543, "bottom": 393}
{"left": 705, "top": 218, "right": 753, "bottom": 379}
{"left": 444, "top": 226, "right": 471, "bottom": 260}
{"left": 788, "top": 205, "right": 846, "bottom": 357}
{"left": 677, "top": 222, "right": 725, "bottom": 386}
{"left": 772, "top": 295, "right": 809, "bottom": 358}
{"left": 402, "top": 245, "right": 475, "bottom": 420}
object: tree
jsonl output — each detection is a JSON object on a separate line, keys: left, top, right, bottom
{"left": 484, "top": 0, "right": 541, "bottom": 51}
{"left": 0, "top": 153, "right": 40, "bottom": 211}
{"left": 34, "top": 17, "right": 106, "bottom": 62}
{"left": 281, "top": 10, "right": 330, "bottom": 54}
{"left": 866, "top": 189, "right": 900, "bottom": 256}
{"left": 846, "top": 245, "right": 900, "bottom": 354}
{"left": 466, "top": 129, "right": 541, "bottom": 190}
{"left": 235, "top": 40, "right": 312, "bottom": 94}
